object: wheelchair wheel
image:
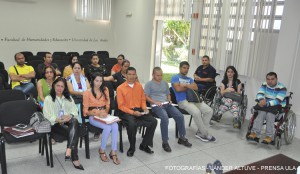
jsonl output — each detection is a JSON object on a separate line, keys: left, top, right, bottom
{"left": 275, "top": 136, "right": 282, "bottom": 150}
{"left": 284, "top": 110, "right": 296, "bottom": 144}
{"left": 240, "top": 95, "right": 248, "bottom": 123}
{"left": 203, "top": 86, "right": 217, "bottom": 106}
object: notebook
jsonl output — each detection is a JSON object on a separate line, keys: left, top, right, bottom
{"left": 93, "top": 115, "right": 121, "bottom": 124}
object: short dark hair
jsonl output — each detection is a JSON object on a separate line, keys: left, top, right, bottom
{"left": 266, "top": 72, "right": 277, "bottom": 78}
{"left": 179, "top": 61, "right": 189, "bottom": 68}
{"left": 118, "top": 54, "right": 125, "bottom": 59}
{"left": 91, "top": 53, "right": 99, "bottom": 59}
{"left": 71, "top": 62, "right": 83, "bottom": 69}
{"left": 126, "top": 67, "right": 136, "bottom": 74}
{"left": 152, "top": 67, "right": 162, "bottom": 74}
{"left": 202, "top": 55, "right": 210, "bottom": 60}
{"left": 44, "top": 52, "right": 51, "bottom": 58}
{"left": 14, "top": 52, "right": 24, "bottom": 60}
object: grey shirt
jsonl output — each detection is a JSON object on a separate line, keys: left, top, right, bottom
{"left": 144, "top": 79, "right": 170, "bottom": 103}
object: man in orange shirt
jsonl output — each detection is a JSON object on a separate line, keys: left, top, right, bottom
{"left": 117, "top": 67, "right": 157, "bottom": 157}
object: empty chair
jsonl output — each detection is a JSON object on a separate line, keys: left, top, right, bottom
{"left": 97, "top": 51, "right": 109, "bottom": 59}
{"left": 104, "top": 58, "right": 118, "bottom": 76}
{"left": 52, "top": 59, "right": 68, "bottom": 73}
{"left": 83, "top": 51, "right": 95, "bottom": 55}
{"left": 53, "top": 51, "right": 67, "bottom": 57}
{"left": 0, "top": 100, "right": 52, "bottom": 173}
{"left": 0, "top": 90, "right": 26, "bottom": 105}
{"left": 52, "top": 54, "right": 63, "bottom": 61}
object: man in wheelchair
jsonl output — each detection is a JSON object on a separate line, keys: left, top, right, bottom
{"left": 194, "top": 55, "right": 217, "bottom": 95}
{"left": 247, "top": 72, "right": 286, "bottom": 144}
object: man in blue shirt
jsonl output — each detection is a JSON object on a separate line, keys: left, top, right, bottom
{"left": 248, "top": 72, "right": 287, "bottom": 144}
{"left": 194, "top": 55, "right": 216, "bottom": 94}
{"left": 171, "top": 61, "right": 216, "bottom": 142}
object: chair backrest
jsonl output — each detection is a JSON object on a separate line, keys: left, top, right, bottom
{"left": 0, "top": 61, "right": 5, "bottom": 69}
{"left": 67, "top": 52, "right": 79, "bottom": 57}
{"left": 21, "top": 51, "right": 34, "bottom": 61}
{"left": 0, "top": 100, "right": 37, "bottom": 126}
{"left": 36, "top": 52, "right": 49, "bottom": 57}
{"left": 0, "top": 90, "right": 26, "bottom": 105}
{"left": 97, "top": 51, "right": 109, "bottom": 59}
{"left": 0, "top": 69, "right": 9, "bottom": 88}
{"left": 27, "top": 55, "right": 43, "bottom": 62}
{"left": 104, "top": 58, "right": 118, "bottom": 75}
{"left": 169, "top": 87, "right": 178, "bottom": 104}
{"left": 83, "top": 51, "right": 95, "bottom": 55}
{"left": 53, "top": 51, "right": 67, "bottom": 57}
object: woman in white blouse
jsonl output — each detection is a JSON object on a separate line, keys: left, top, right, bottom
{"left": 43, "top": 77, "right": 84, "bottom": 170}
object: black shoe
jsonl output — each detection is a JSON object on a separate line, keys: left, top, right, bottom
{"left": 65, "top": 156, "right": 71, "bottom": 161}
{"left": 162, "top": 143, "right": 172, "bottom": 152}
{"left": 139, "top": 144, "right": 154, "bottom": 154}
{"left": 72, "top": 162, "right": 84, "bottom": 170}
{"left": 178, "top": 138, "right": 192, "bottom": 147}
{"left": 127, "top": 148, "right": 135, "bottom": 157}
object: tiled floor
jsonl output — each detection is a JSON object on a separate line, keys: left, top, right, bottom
{"left": 2, "top": 113, "right": 300, "bottom": 174}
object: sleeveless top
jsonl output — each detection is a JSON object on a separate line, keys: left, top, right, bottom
{"left": 37, "top": 78, "right": 51, "bottom": 102}
{"left": 222, "top": 79, "right": 241, "bottom": 92}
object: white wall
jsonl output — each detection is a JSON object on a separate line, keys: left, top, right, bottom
{"left": 111, "top": 0, "right": 155, "bottom": 83}
{"left": 273, "top": 0, "right": 300, "bottom": 138}
{"left": 0, "top": 0, "right": 114, "bottom": 68}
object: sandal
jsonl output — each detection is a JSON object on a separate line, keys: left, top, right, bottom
{"left": 98, "top": 149, "right": 109, "bottom": 162}
{"left": 109, "top": 152, "right": 120, "bottom": 165}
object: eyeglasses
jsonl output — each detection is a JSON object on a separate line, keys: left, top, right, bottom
{"left": 45, "top": 71, "right": 53, "bottom": 74}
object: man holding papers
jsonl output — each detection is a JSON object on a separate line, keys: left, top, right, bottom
{"left": 145, "top": 67, "right": 192, "bottom": 153}
{"left": 83, "top": 72, "right": 120, "bottom": 165}
{"left": 117, "top": 67, "right": 157, "bottom": 157}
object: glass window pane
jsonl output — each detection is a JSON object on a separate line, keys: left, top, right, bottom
{"left": 275, "top": 5, "right": 284, "bottom": 16}
{"left": 273, "top": 20, "right": 281, "bottom": 30}
{"left": 264, "top": 6, "right": 271, "bottom": 15}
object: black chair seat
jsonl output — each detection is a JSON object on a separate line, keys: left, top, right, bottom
{"left": 2, "top": 131, "right": 45, "bottom": 144}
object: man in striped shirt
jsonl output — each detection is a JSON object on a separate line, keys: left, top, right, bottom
{"left": 248, "top": 72, "right": 287, "bottom": 144}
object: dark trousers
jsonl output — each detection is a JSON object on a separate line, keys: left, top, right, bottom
{"left": 122, "top": 113, "right": 157, "bottom": 150}
{"left": 52, "top": 118, "right": 79, "bottom": 161}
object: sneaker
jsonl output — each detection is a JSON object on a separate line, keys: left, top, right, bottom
{"left": 262, "top": 136, "right": 272, "bottom": 144}
{"left": 213, "top": 160, "right": 223, "bottom": 174}
{"left": 178, "top": 138, "right": 192, "bottom": 147}
{"left": 162, "top": 143, "right": 172, "bottom": 152}
{"left": 206, "top": 163, "right": 213, "bottom": 174}
{"left": 195, "top": 133, "right": 216, "bottom": 142}
{"left": 233, "top": 117, "right": 241, "bottom": 129}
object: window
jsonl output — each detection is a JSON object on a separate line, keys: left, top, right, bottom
{"left": 76, "top": 0, "right": 111, "bottom": 21}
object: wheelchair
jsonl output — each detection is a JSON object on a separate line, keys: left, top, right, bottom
{"left": 210, "top": 83, "right": 248, "bottom": 129}
{"left": 197, "top": 73, "right": 220, "bottom": 106}
{"left": 245, "top": 92, "right": 296, "bottom": 149}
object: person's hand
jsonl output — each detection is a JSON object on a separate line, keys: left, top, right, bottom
{"left": 133, "top": 111, "right": 142, "bottom": 117}
{"left": 226, "top": 87, "right": 235, "bottom": 92}
{"left": 143, "top": 109, "right": 149, "bottom": 115}
{"left": 99, "top": 110, "right": 108, "bottom": 118}
{"left": 259, "top": 99, "right": 267, "bottom": 107}
{"left": 61, "top": 115, "right": 72, "bottom": 123}
{"left": 154, "top": 101, "right": 162, "bottom": 107}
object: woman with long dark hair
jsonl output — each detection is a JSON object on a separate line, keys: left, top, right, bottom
{"left": 218, "top": 66, "right": 242, "bottom": 128}
{"left": 83, "top": 72, "right": 120, "bottom": 165}
{"left": 43, "top": 77, "right": 84, "bottom": 170}
{"left": 37, "top": 66, "right": 56, "bottom": 107}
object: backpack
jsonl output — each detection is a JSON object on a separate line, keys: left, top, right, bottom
{"left": 29, "top": 112, "right": 51, "bottom": 133}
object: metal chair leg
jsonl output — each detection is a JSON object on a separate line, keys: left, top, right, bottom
{"left": 189, "top": 115, "right": 193, "bottom": 127}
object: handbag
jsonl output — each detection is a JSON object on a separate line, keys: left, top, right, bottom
{"left": 223, "top": 92, "right": 242, "bottom": 103}
{"left": 186, "top": 88, "right": 202, "bottom": 103}
{"left": 29, "top": 112, "right": 51, "bottom": 133}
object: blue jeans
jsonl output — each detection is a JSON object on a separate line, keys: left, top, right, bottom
{"left": 152, "top": 104, "right": 186, "bottom": 143}
{"left": 13, "top": 82, "right": 35, "bottom": 96}
{"left": 89, "top": 116, "right": 119, "bottom": 151}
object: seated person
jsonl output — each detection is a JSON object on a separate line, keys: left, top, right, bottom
{"left": 117, "top": 67, "right": 157, "bottom": 157}
{"left": 247, "top": 72, "right": 286, "bottom": 144}
{"left": 37, "top": 52, "right": 61, "bottom": 79}
{"left": 66, "top": 62, "right": 91, "bottom": 105}
{"left": 145, "top": 67, "right": 192, "bottom": 152}
{"left": 8, "top": 52, "right": 36, "bottom": 96}
{"left": 194, "top": 55, "right": 216, "bottom": 94}
{"left": 217, "top": 66, "right": 242, "bottom": 128}
{"left": 83, "top": 72, "right": 120, "bottom": 165}
{"left": 63, "top": 55, "right": 84, "bottom": 78}
{"left": 111, "top": 54, "right": 125, "bottom": 75}
{"left": 171, "top": 61, "right": 216, "bottom": 142}
{"left": 85, "top": 53, "right": 107, "bottom": 82}
{"left": 104, "top": 59, "right": 130, "bottom": 90}
{"left": 37, "top": 66, "right": 56, "bottom": 107}
{"left": 43, "top": 77, "right": 84, "bottom": 170}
